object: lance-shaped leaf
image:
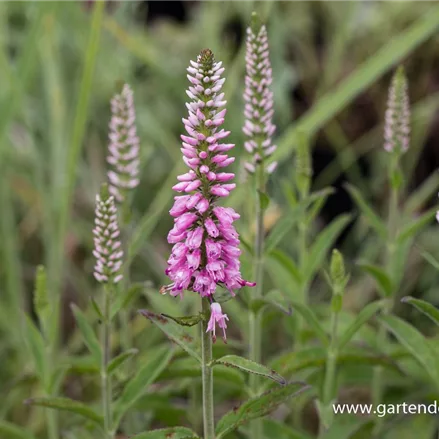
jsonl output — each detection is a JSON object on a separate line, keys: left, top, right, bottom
{"left": 380, "top": 314, "right": 439, "bottom": 388}
{"left": 161, "top": 313, "right": 204, "bottom": 327}
{"left": 107, "top": 348, "right": 139, "bottom": 375}
{"left": 269, "top": 250, "right": 302, "bottom": 284}
{"left": 420, "top": 248, "right": 439, "bottom": 271}
{"left": 71, "top": 304, "right": 101, "bottom": 365}
{"left": 303, "top": 214, "right": 351, "bottom": 283}
{"left": 25, "top": 397, "right": 103, "bottom": 426}
{"left": 405, "top": 172, "right": 439, "bottom": 214}
{"left": 290, "top": 301, "right": 329, "bottom": 347}
{"left": 305, "top": 187, "right": 335, "bottom": 224}
{"left": 345, "top": 183, "right": 386, "bottom": 238}
{"left": 113, "top": 346, "right": 173, "bottom": 426}
{"left": 264, "top": 207, "right": 300, "bottom": 254}
{"left": 111, "top": 282, "right": 145, "bottom": 319}
{"left": 401, "top": 296, "right": 439, "bottom": 328}
{"left": 396, "top": 208, "right": 436, "bottom": 244}
{"left": 139, "top": 310, "right": 201, "bottom": 362}
{"left": 0, "top": 421, "right": 37, "bottom": 439}
{"left": 130, "top": 427, "right": 199, "bottom": 438}
{"left": 337, "top": 300, "right": 388, "bottom": 350}
{"left": 215, "top": 382, "right": 311, "bottom": 439}
{"left": 258, "top": 190, "right": 270, "bottom": 211}
{"left": 212, "top": 355, "right": 286, "bottom": 385}
{"left": 357, "top": 262, "right": 393, "bottom": 297}
{"left": 263, "top": 419, "right": 314, "bottom": 439}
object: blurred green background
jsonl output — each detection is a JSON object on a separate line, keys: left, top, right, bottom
{"left": 3, "top": 1, "right": 439, "bottom": 438}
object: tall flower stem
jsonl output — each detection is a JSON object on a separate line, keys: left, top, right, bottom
{"left": 101, "top": 286, "right": 113, "bottom": 439}
{"left": 373, "top": 161, "right": 400, "bottom": 433}
{"left": 201, "top": 298, "right": 215, "bottom": 439}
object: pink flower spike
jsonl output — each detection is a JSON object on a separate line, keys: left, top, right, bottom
{"left": 162, "top": 49, "right": 255, "bottom": 299}
{"left": 107, "top": 84, "right": 140, "bottom": 203}
{"left": 207, "top": 302, "right": 229, "bottom": 343}
{"left": 243, "top": 15, "right": 277, "bottom": 175}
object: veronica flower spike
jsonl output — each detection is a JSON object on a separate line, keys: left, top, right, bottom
{"left": 162, "top": 48, "right": 255, "bottom": 342}
{"left": 243, "top": 13, "right": 277, "bottom": 175}
{"left": 93, "top": 184, "right": 123, "bottom": 284}
{"left": 384, "top": 66, "right": 410, "bottom": 154}
{"left": 107, "top": 83, "right": 140, "bottom": 203}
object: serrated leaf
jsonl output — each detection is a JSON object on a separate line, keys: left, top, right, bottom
{"left": 111, "top": 282, "right": 144, "bottom": 319}
{"left": 357, "top": 262, "right": 393, "bottom": 297}
{"left": 258, "top": 190, "right": 270, "bottom": 211}
{"left": 345, "top": 183, "right": 386, "bottom": 238}
{"left": 213, "top": 355, "right": 286, "bottom": 385}
{"left": 161, "top": 313, "right": 203, "bottom": 327}
{"left": 130, "top": 427, "right": 199, "bottom": 438}
{"left": 290, "top": 301, "right": 329, "bottom": 347}
{"left": 107, "top": 348, "right": 139, "bottom": 375}
{"left": 303, "top": 214, "right": 351, "bottom": 282}
{"left": 215, "top": 382, "right": 311, "bottom": 439}
{"left": 337, "top": 300, "right": 388, "bottom": 350}
{"left": 71, "top": 304, "right": 101, "bottom": 365}
{"left": 0, "top": 421, "right": 37, "bottom": 439}
{"left": 25, "top": 397, "right": 103, "bottom": 426}
{"left": 113, "top": 346, "right": 173, "bottom": 425}
{"left": 379, "top": 314, "right": 439, "bottom": 387}
{"left": 269, "top": 249, "right": 302, "bottom": 284}
{"left": 24, "top": 315, "right": 47, "bottom": 385}
{"left": 139, "top": 310, "right": 201, "bottom": 362}
{"left": 396, "top": 208, "right": 436, "bottom": 244}
{"left": 401, "top": 296, "right": 439, "bottom": 328}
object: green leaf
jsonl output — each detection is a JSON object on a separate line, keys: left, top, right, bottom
{"left": 337, "top": 300, "right": 388, "bottom": 350}
{"left": 345, "top": 183, "right": 386, "bottom": 238}
{"left": 401, "top": 296, "right": 439, "bottom": 328}
{"left": 396, "top": 208, "right": 436, "bottom": 244}
{"left": 161, "top": 313, "right": 204, "bottom": 327}
{"left": 304, "top": 214, "right": 351, "bottom": 282}
{"left": 130, "top": 428, "right": 199, "bottom": 439}
{"left": 24, "top": 315, "right": 47, "bottom": 385}
{"left": 249, "top": 290, "right": 292, "bottom": 316}
{"left": 113, "top": 346, "right": 173, "bottom": 425}
{"left": 357, "top": 262, "right": 393, "bottom": 297}
{"left": 405, "top": 171, "right": 439, "bottom": 215}
{"left": 107, "top": 348, "right": 139, "bottom": 375}
{"left": 213, "top": 355, "right": 286, "bottom": 385}
{"left": 265, "top": 209, "right": 298, "bottom": 254}
{"left": 25, "top": 397, "right": 103, "bottom": 426}
{"left": 0, "top": 421, "right": 37, "bottom": 439}
{"left": 263, "top": 419, "right": 313, "bottom": 439}
{"left": 305, "top": 187, "right": 335, "bottom": 224}
{"left": 111, "top": 282, "right": 144, "bottom": 319}
{"left": 139, "top": 310, "right": 201, "bottom": 362}
{"left": 320, "top": 414, "right": 372, "bottom": 439}
{"left": 71, "top": 304, "right": 101, "bottom": 365}
{"left": 379, "top": 314, "right": 439, "bottom": 387}
{"left": 269, "top": 249, "right": 302, "bottom": 284}
{"left": 258, "top": 190, "right": 270, "bottom": 211}
{"left": 290, "top": 301, "right": 329, "bottom": 347}
{"left": 419, "top": 248, "right": 439, "bottom": 271}
{"left": 215, "top": 382, "right": 311, "bottom": 439}
{"left": 90, "top": 297, "right": 104, "bottom": 320}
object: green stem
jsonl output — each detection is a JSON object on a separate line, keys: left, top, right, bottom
{"left": 102, "top": 287, "right": 113, "bottom": 439}
{"left": 320, "top": 309, "right": 339, "bottom": 436}
{"left": 249, "top": 163, "right": 265, "bottom": 439}
{"left": 201, "top": 299, "right": 215, "bottom": 439}
{"left": 373, "top": 158, "right": 399, "bottom": 434}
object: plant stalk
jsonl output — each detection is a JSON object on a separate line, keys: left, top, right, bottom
{"left": 373, "top": 158, "right": 399, "bottom": 434}
{"left": 102, "top": 286, "right": 113, "bottom": 439}
{"left": 201, "top": 298, "right": 215, "bottom": 439}
{"left": 249, "top": 162, "right": 265, "bottom": 439}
